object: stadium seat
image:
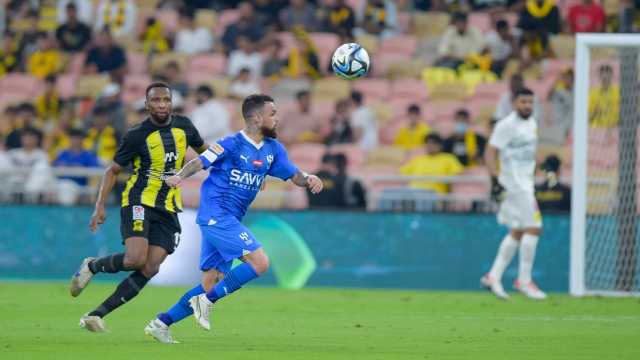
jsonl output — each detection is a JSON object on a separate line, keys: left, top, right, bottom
{"left": 127, "top": 51, "right": 147, "bottom": 74}
{"left": 421, "top": 67, "right": 458, "bottom": 90}
{"left": 195, "top": 9, "right": 217, "bottom": 29}
{"left": 427, "top": 82, "right": 469, "bottom": 102}
{"left": 150, "top": 52, "right": 188, "bottom": 74}
{"left": 365, "top": 146, "right": 407, "bottom": 167}
{"left": 309, "top": 32, "right": 340, "bottom": 74}
{"left": 459, "top": 69, "right": 498, "bottom": 96}
{"left": 473, "top": 82, "right": 508, "bottom": 100}
{"left": 469, "top": 12, "right": 491, "bottom": 32}
{"left": 551, "top": 35, "right": 576, "bottom": 59}
{"left": 312, "top": 78, "right": 351, "bottom": 101}
{"left": 56, "top": 73, "right": 78, "bottom": 99}
{"left": 389, "top": 79, "right": 428, "bottom": 103}
{"left": 378, "top": 35, "right": 418, "bottom": 57}
{"left": 122, "top": 74, "right": 152, "bottom": 103}
{"left": 289, "top": 143, "right": 327, "bottom": 167}
{"left": 353, "top": 78, "right": 390, "bottom": 101}
{"left": 397, "top": 12, "right": 412, "bottom": 34}
{"left": 0, "top": 74, "right": 44, "bottom": 97}
{"left": 68, "top": 53, "right": 86, "bottom": 75}
{"left": 450, "top": 167, "right": 490, "bottom": 211}
{"left": 156, "top": 9, "right": 179, "bottom": 34}
{"left": 355, "top": 33, "right": 379, "bottom": 55}
{"left": 284, "top": 185, "right": 309, "bottom": 209}
{"left": 412, "top": 12, "right": 450, "bottom": 38}
{"left": 187, "top": 53, "right": 227, "bottom": 77}
{"left": 371, "top": 53, "right": 407, "bottom": 77}
{"left": 327, "top": 143, "right": 366, "bottom": 168}
{"left": 74, "top": 75, "right": 110, "bottom": 98}
{"left": 385, "top": 58, "right": 427, "bottom": 79}
{"left": 503, "top": 12, "right": 518, "bottom": 28}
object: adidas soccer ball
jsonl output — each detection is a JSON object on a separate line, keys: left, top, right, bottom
{"left": 331, "top": 43, "right": 370, "bottom": 80}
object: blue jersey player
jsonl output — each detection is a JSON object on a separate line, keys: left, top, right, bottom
{"left": 144, "top": 94, "right": 323, "bottom": 343}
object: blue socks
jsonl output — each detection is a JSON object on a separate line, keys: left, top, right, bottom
{"left": 206, "top": 263, "right": 258, "bottom": 302}
{"left": 158, "top": 284, "right": 204, "bottom": 326}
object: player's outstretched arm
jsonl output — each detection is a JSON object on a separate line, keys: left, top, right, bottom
{"left": 165, "top": 157, "right": 204, "bottom": 188}
{"left": 291, "top": 170, "right": 323, "bottom": 194}
{"left": 90, "top": 163, "right": 123, "bottom": 233}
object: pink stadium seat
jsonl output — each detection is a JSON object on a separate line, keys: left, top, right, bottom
{"left": 397, "top": 12, "right": 411, "bottom": 34}
{"left": 289, "top": 143, "right": 327, "bottom": 165}
{"left": 122, "top": 74, "right": 152, "bottom": 103}
{"left": 353, "top": 78, "right": 390, "bottom": 101}
{"left": 127, "top": 51, "right": 147, "bottom": 74}
{"left": 387, "top": 97, "right": 418, "bottom": 117}
{"left": 451, "top": 168, "right": 490, "bottom": 211}
{"left": 215, "top": 9, "right": 240, "bottom": 35}
{"left": 389, "top": 79, "right": 428, "bottom": 103}
{"left": 310, "top": 32, "right": 340, "bottom": 74}
{"left": 371, "top": 53, "right": 406, "bottom": 77}
{"left": 328, "top": 143, "right": 366, "bottom": 168}
{"left": 56, "top": 73, "right": 78, "bottom": 99}
{"left": 285, "top": 186, "right": 309, "bottom": 209}
{"left": 469, "top": 12, "right": 491, "bottom": 32}
{"left": 503, "top": 12, "right": 518, "bottom": 28}
{"left": 473, "top": 82, "right": 507, "bottom": 100}
{"left": 0, "top": 74, "right": 44, "bottom": 97}
{"left": 545, "top": 58, "right": 573, "bottom": 78}
{"left": 68, "top": 53, "right": 86, "bottom": 75}
{"left": 378, "top": 35, "right": 417, "bottom": 56}
{"left": 187, "top": 54, "right": 227, "bottom": 77}
{"left": 156, "top": 9, "right": 179, "bottom": 34}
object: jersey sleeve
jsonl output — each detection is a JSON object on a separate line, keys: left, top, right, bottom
{"left": 488, "top": 121, "right": 511, "bottom": 150}
{"left": 268, "top": 142, "right": 298, "bottom": 180}
{"left": 199, "top": 137, "right": 232, "bottom": 169}
{"left": 113, "top": 131, "right": 137, "bottom": 167}
{"left": 184, "top": 117, "right": 205, "bottom": 149}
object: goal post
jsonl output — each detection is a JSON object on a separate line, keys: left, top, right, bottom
{"left": 571, "top": 34, "right": 640, "bottom": 297}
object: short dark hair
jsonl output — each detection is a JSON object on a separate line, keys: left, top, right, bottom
{"left": 350, "top": 91, "right": 363, "bottom": 105}
{"left": 66, "top": 2, "right": 77, "bottom": 11}
{"left": 179, "top": 7, "right": 195, "bottom": 19}
{"left": 242, "top": 94, "right": 275, "bottom": 120}
{"left": 296, "top": 90, "right": 310, "bottom": 100}
{"left": 514, "top": 87, "right": 534, "bottom": 98}
{"left": 68, "top": 128, "right": 85, "bottom": 138}
{"left": 425, "top": 133, "right": 443, "bottom": 145}
{"left": 145, "top": 82, "right": 171, "bottom": 98}
{"left": 452, "top": 12, "right": 467, "bottom": 23}
{"left": 408, "top": 104, "right": 421, "bottom": 114}
{"left": 22, "top": 127, "right": 40, "bottom": 137}
{"left": 165, "top": 61, "right": 180, "bottom": 70}
{"left": 18, "top": 102, "right": 36, "bottom": 115}
{"left": 93, "top": 104, "right": 109, "bottom": 115}
{"left": 45, "top": 74, "right": 57, "bottom": 84}
{"left": 455, "top": 109, "right": 470, "bottom": 119}
{"left": 321, "top": 153, "right": 334, "bottom": 164}
{"left": 496, "top": 19, "right": 508, "bottom": 30}
{"left": 599, "top": 64, "right": 613, "bottom": 74}
{"left": 196, "top": 85, "right": 214, "bottom": 98}
{"left": 541, "top": 154, "right": 561, "bottom": 173}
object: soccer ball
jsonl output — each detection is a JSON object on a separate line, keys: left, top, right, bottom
{"left": 331, "top": 43, "right": 370, "bottom": 80}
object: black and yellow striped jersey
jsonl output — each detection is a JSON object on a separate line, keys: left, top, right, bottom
{"left": 113, "top": 115, "right": 204, "bottom": 213}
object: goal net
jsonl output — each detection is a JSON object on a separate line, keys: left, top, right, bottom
{"left": 571, "top": 34, "right": 640, "bottom": 296}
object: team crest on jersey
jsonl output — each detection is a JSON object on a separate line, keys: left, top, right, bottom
{"left": 132, "top": 205, "right": 145, "bottom": 220}
{"left": 266, "top": 155, "right": 274, "bottom": 164}
{"left": 252, "top": 160, "right": 263, "bottom": 167}
{"left": 211, "top": 143, "right": 224, "bottom": 155}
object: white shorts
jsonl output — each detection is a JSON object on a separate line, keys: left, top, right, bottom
{"left": 497, "top": 191, "right": 542, "bottom": 229}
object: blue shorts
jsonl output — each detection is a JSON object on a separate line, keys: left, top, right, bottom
{"left": 199, "top": 216, "right": 261, "bottom": 273}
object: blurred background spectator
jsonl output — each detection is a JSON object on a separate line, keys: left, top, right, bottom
{"left": 436, "top": 12, "right": 484, "bottom": 70}
{"left": 174, "top": 7, "right": 214, "bottom": 55}
{"left": 443, "top": 109, "right": 486, "bottom": 167}
{"left": 52, "top": 128, "right": 100, "bottom": 187}
{"left": 279, "top": 90, "right": 324, "bottom": 145}
{"left": 94, "top": 0, "right": 137, "bottom": 38}
{"left": 394, "top": 104, "right": 431, "bottom": 151}
{"left": 349, "top": 90, "right": 377, "bottom": 150}
{"left": 494, "top": 74, "right": 543, "bottom": 120}
{"left": 55, "top": 2, "right": 92, "bottom": 53}
{"left": 190, "top": 84, "right": 231, "bottom": 144}
{"left": 325, "top": 99, "right": 353, "bottom": 146}
{"left": 589, "top": 64, "right": 619, "bottom": 128}
{"left": 535, "top": 154, "right": 571, "bottom": 212}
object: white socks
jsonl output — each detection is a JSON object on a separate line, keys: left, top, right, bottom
{"left": 518, "top": 233, "right": 539, "bottom": 284}
{"left": 488, "top": 234, "right": 519, "bottom": 281}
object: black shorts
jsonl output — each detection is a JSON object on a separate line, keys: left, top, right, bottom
{"left": 120, "top": 205, "right": 181, "bottom": 254}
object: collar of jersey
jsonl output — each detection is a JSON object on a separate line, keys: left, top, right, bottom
{"left": 240, "top": 130, "right": 264, "bottom": 149}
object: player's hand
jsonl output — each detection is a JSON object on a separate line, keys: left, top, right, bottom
{"left": 165, "top": 175, "right": 182, "bottom": 188}
{"left": 307, "top": 174, "right": 323, "bottom": 194}
{"left": 89, "top": 205, "right": 106, "bottom": 233}
{"left": 490, "top": 176, "right": 505, "bottom": 202}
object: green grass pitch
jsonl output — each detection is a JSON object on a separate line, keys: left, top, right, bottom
{"left": 1, "top": 282, "right": 639, "bottom": 360}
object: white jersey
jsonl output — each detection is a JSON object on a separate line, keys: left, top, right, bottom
{"left": 489, "top": 111, "right": 537, "bottom": 194}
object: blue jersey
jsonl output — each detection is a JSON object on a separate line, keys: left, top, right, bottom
{"left": 196, "top": 131, "right": 298, "bottom": 224}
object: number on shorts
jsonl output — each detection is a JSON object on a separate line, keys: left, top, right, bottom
{"left": 173, "top": 232, "right": 181, "bottom": 251}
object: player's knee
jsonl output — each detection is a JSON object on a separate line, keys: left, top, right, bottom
{"left": 123, "top": 252, "right": 147, "bottom": 269}
{"left": 251, "top": 253, "right": 270, "bottom": 274}
{"left": 527, "top": 227, "right": 542, "bottom": 236}
{"left": 142, "top": 263, "right": 161, "bottom": 278}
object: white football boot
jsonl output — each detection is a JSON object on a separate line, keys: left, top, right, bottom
{"left": 70, "top": 257, "right": 96, "bottom": 297}
{"left": 481, "top": 274, "right": 510, "bottom": 300}
{"left": 144, "top": 319, "right": 179, "bottom": 344}
{"left": 79, "top": 314, "right": 107, "bottom": 332}
{"left": 514, "top": 280, "right": 547, "bottom": 300}
{"left": 189, "top": 294, "right": 213, "bottom": 331}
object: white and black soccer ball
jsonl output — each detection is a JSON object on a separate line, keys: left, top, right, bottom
{"left": 331, "top": 43, "right": 370, "bottom": 80}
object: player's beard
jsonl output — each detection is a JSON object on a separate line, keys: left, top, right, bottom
{"left": 517, "top": 108, "right": 532, "bottom": 119}
{"left": 151, "top": 112, "right": 171, "bottom": 125}
{"left": 261, "top": 125, "right": 277, "bottom": 139}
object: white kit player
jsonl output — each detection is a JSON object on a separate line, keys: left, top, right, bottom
{"left": 481, "top": 88, "right": 547, "bottom": 300}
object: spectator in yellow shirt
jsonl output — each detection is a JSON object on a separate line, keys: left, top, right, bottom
{"left": 589, "top": 64, "right": 619, "bottom": 128}
{"left": 84, "top": 105, "right": 119, "bottom": 165}
{"left": 400, "top": 133, "right": 464, "bottom": 194}
{"left": 35, "top": 75, "right": 61, "bottom": 123}
{"left": 394, "top": 104, "right": 431, "bottom": 150}
{"left": 27, "top": 33, "right": 62, "bottom": 79}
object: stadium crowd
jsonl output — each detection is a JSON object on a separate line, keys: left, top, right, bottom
{"left": 0, "top": 0, "right": 631, "bottom": 210}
